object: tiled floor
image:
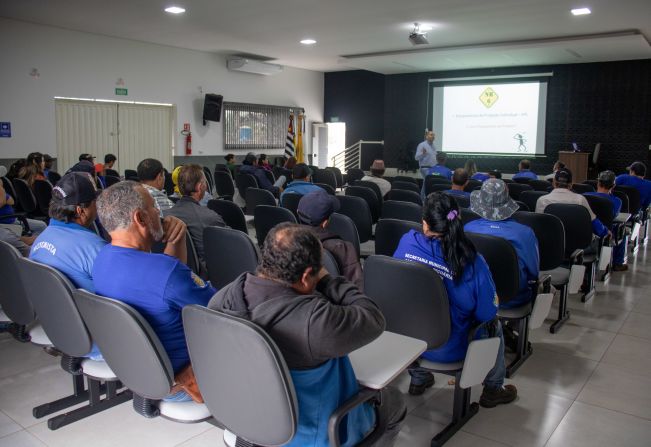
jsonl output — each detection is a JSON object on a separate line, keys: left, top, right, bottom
{"left": 1, "top": 243, "right": 650, "bottom": 447}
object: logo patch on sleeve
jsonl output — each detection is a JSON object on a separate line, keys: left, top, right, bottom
{"left": 191, "top": 273, "right": 207, "bottom": 288}
{"left": 493, "top": 293, "right": 499, "bottom": 307}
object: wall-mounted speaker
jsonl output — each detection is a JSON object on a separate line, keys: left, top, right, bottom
{"left": 203, "top": 94, "right": 223, "bottom": 125}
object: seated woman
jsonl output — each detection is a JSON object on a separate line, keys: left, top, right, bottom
{"left": 393, "top": 192, "right": 517, "bottom": 408}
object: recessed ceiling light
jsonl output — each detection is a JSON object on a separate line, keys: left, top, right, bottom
{"left": 165, "top": 6, "right": 186, "bottom": 14}
{"left": 300, "top": 39, "right": 317, "bottom": 45}
{"left": 571, "top": 8, "right": 591, "bottom": 15}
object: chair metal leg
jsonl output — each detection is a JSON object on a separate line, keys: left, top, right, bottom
{"left": 506, "top": 317, "right": 532, "bottom": 378}
{"left": 431, "top": 372, "right": 479, "bottom": 446}
{"left": 582, "top": 262, "right": 596, "bottom": 303}
{"left": 550, "top": 286, "right": 570, "bottom": 334}
{"left": 33, "top": 374, "right": 88, "bottom": 418}
{"left": 0, "top": 323, "right": 31, "bottom": 343}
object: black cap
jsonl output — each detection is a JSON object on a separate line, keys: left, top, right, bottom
{"left": 244, "top": 153, "right": 257, "bottom": 165}
{"left": 627, "top": 161, "right": 647, "bottom": 177}
{"left": 79, "top": 153, "right": 95, "bottom": 162}
{"left": 292, "top": 163, "right": 312, "bottom": 180}
{"left": 555, "top": 168, "right": 573, "bottom": 185}
{"left": 67, "top": 160, "right": 95, "bottom": 175}
{"left": 52, "top": 172, "right": 100, "bottom": 206}
{"left": 297, "top": 189, "right": 340, "bottom": 226}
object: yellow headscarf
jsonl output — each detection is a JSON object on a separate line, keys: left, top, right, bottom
{"left": 172, "top": 165, "right": 183, "bottom": 195}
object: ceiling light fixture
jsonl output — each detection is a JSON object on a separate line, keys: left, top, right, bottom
{"left": 571, "top": 8, "right": 591, "bottom": 15}
{"left": 164, "top": 6, "right": 186, "bottom": 14}
{"left": 409, "top": 23, "right": 429, "bottom": 45}
{"left": 300, "top": 39, "right": 317, "bottom": 45}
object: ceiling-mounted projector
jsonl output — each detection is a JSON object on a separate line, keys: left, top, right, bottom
{"left": 409, "top": 23, "right": 429, "bottom": 45}
{"left": 227, "top": 58, "right": 283, "bottom": 75}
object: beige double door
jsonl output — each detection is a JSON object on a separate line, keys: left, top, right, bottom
{"left": 55, "top": 99, "right": 175, "bottom": 174}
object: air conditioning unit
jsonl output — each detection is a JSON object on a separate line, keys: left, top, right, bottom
{"left": 227, "top": 58, "right": 284, "bottom": 76}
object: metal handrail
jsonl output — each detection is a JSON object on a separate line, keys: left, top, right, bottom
{"left": 331, "top": 140, "right": 384, "bottom": 173}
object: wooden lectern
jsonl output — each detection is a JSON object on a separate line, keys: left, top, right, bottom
{"left": 558, "top": 151, "right": 589, "bottom": 184}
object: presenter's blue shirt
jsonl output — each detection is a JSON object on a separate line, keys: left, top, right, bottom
{"left": 30, "top": 219, "right": 107, "bottom": 292}
{"left": 512, "top": 170, "right": 538, "bottom": 180}
{"left": 615, "top": 174, "right": 651, "bottom": 210}
{"left": 280, "top": 181, "right": 322, "bottom": 205}
{"left": 464, "top": 218, "right": 540, "bottom": 309}
{"left": 427, "top": 165, "right": 453, "bottom": 180}
{"left": 0, "top": 193, "right": 16, "bottom": 224}
{"left": 472, "top": 173, "right": 490, "bottom": 182}
{"left": 287, "top": 357, "right": 375, "bottom": 447}
{"left": 584, "top": 192, "right": 622, "bottom": 220}
{"left": 393, "top": 230, "right": 497, "bottom": 362}
{"left": 415, "top": 141, "right": 437, "bottom": 167}
{"left": 92, "top": 245, "right": 216, "bottom": 373}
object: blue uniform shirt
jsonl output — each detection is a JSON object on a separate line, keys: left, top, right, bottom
{"left": 30, "top": 219, "right": 107, "bottom": 292}
{"left": 393, "top": 230, "right": 497, "bottom": 362}
{"left": 615, "top": 174, "right": 651, "bottom": 210}
{"left": 445, "top": 189, "right": 471, "bottom": 199}
{"left": 512, "top": 170, "right": 538, "bottom": 180}
{"left": 472, "top": 173, "right": 490, "bottom": 182}
{"left": 280, "top": 181, "right": 322, "bottom": 205}
{"left": 427, "top": 165, "right": 453, "bottom": 180}
{"left": 584, "top": 192, "right": 622, "bottom": 220}
{"left": 0, "top": 193, "right": 16, "bottom": 224}
{"left": 464, "top": 218, "right": 540, "bottom": 309}
{"left": 93, "top": 245, "right": 216, "bottom": 373}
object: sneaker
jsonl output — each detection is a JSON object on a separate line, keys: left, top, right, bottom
{"left": 612, "top": 264, "right": 628, "bottom": 272}
{"left": 408, "top": 373, "right": 435, "bottom": 396}
{"left": 479, "top": 384, "right": 518, "bottom": 408}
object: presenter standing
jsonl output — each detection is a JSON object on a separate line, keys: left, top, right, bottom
{"left": 415, "top": 131, "right": 437, "bottom": 178}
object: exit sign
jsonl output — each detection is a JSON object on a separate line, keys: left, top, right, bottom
{"left": 115, "top": 88, "right": 128, "bottom": 96}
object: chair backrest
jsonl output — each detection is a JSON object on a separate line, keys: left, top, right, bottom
{"left": 105, "top": 168, "right": 120, "bottom": 178}
{"left": 312, "top": 169, "right": 337, "bottom": 190}
{"left": 327, "top": 212, "right": 361, "bottom": 257}
{"left": 281, "top": 193, "right": 302, "bottom": 220}
{"left": 213, "top": 171, "right": 235, "bottom": 198}
{"left": 375, "top": 218, "right": 422, "bottom": 256}
{"left": 425, "top": 176, "right": 451, "bottom": 195}
{"left": 335, "top": 195, "right": 373, "bottom": 243}
{"left": 263, "top": 169, "right": 276, "bottom": 186}
{"left": 515, "top": 201, "right": 529, "bottom": 212}
{"left": 460, "top": 208, "right": 481, "bottom": 225}
{"left": 386, "top": 189, "right": 422, "bottom": 206}
{"left": 529, "top": 179, "right": 553, "bottom": 192}
{"left": 428, "top": 184, "right": 451, "bottom": 193}
{"left": 355, "top": 180, "right": 384, "bottom": 203}
{"left": 73, "top": 290, "right": 174, "bottom": 399}
{"left": 584, "top": 194, "right": 615, "bottom": 228}
{"left": 124, "top": 169, "right": 139, "bottom": 181}
{"left": 203, "top": 226, "right": 259, "bottom": 289}
{"left": 544, "top": 203, "right": 593, "bottom": 256}
{"left": 391, "top": 181, "right": 420, "bottom": 194}
{"left": 519, "top": 190, "right": 549, "bottom": 212}
{"left": 202, "top": 166, "right": 215, "bottom": 195}
{"left": 612, "top": 190, "right": 629, "bottom": 213}
{"left": 583, "top": 180, "right": 598, "bottom": 189}
{"left": 254, "top": 205, "right": 297, "bottom": 246}
{"left": 464, "top": 179, "right": 483, "bottom": 193}
{"left": 245, "top": 187, "right": 276, "bottom": 215}
{"left": 104, "top": 175, "right": 121, "bottom": 187}
{"left": 0, "top": 241, "right": 35, "bottom": 325}
{"left": 186, "top": 232, "right": 202, "bottom": 276}
{"left": 381, "top": 200, "right": 422, "bottom": 223}
{"left": 364, "top": 255, "right": 450, "bottom": 349}
{"left": 444, "top": 192, "right": 470, "bottom": 209}
{"left": 394, "top": 175, "right": 418, "bottom": 185}
{"left": 513, "top": 177, "right": 531, "bottom": 184}
{"left": 322, "top": 249, "right": 340, "bottom": 276}
{"left": 346, "top": 185, "right": 381, "bottom": 223}
{"left": 33, "top": 179, "right": 53, "bottom": 216}
{"left": 2, "top": 176, "right": 17, "bottom": 202}
{"left": 346, "top": 168, "right": 365, "bottom": 184}
{"left": 466, "top": 233, "right": 520, "bottom": 304}
{"left": 215, "top": 163, "right": 231, "bottom": 177}
{"left": 235, "top": 173, "right": 259, "bottom": 200}
{"left": 12, "top": 178, "right": 38, "bottom": 214}
{"left": 47, "top": 171, "right": 62, "bottom": 185}
{"left": 571, "top": 183, "right": 594, "bottom": 194}
{"left": 183, "top": 306, "right": 297, "bottom": 445}
{"left": 315, "top": 183, "right": 336, "bottom": 195}
{"left": 507, "top": 183, "right": 533, "bottom": 200}
{"left": 207, "top": 199, "right": 248, "bottom": 234}
{"left": 513, "top": 211, "right": 565, "bottom": 271}
{"left": 16, "top": 257, "right": 92, "bottom": 356}
{"left": 325, "top": 167, "right": 344, "bottom": 188}
{"left": 163, "top": 170, "right": 174, "bottom": 195}
{"left": 614, "top": 185, "right": 641, "bottom": 214}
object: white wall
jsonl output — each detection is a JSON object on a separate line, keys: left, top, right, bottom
{"left": 0, "top": 18, "right": 324, "bottom": 160}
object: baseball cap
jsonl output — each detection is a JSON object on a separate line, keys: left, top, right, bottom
{"left": 297, "top": 189, "right": 340, "bottom": 226}
{"left": 79, "top": 153, "right": 95, "bottom": 162}
{"left": 67, "top": 160, "right": 95, "bottom": 175}
{"left": 470, "top": 179, "right": 519, "bottom": 221}
{"left": 554, "top": 168, "right": 573, "bottom": 185}
{"left": 52, "top": 172, "right": 100, "bottom": 206}
{"left": 627, "top": 161, "right": 647, "bottom": 177}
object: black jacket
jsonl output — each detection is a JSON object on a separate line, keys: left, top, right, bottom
{"left": 310, "top": 226, "right": 364, "bottom": 291}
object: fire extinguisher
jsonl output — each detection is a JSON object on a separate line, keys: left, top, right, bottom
{"left": 185, "top": 132, "right": 192, "bottom": 155}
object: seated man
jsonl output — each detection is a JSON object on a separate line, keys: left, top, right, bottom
{"left": 616, "top": 161, "right": 651, "bottom": 211}
{"left": 297, "top": 189, "right": 364, "bottom": 290}
{"left": 30, "top": 172, "right": 106, "bottom": 292}
{"left": 164, "top": 164, "right": 226, "bottom": 267}
{"left": 544, "top": 160, "right": 565, "bottom": 181}
{"left": 512, "top": 159, "right": 538, "bottom": 181}
{"left": 427, "top": 152, "right": 452, "bottom": 180}
{"left": 239, "top": 153, "right": 285, "bottom": 197}
{"left": 536, "top": 169, "right": 609, "bottom": 238}
{"left": 280, "top": 163, "right": 321, "bottom": 205}
{"left": 94, "top": 181, "right": 216, "bottom": 401}
{"left": 209, "top": 223, "right": 405, "bottom": 446}
{"left": 465, "top": 179, "right": 539, "bottom": 309}
{"left": 137, "top": 158, "right": 174, "bottom": 214}
{"left": 445, "top": 168, "right": 471, "bottom": 199}
{"left": 361, "top": 160, "right": 392, "bottom": 198}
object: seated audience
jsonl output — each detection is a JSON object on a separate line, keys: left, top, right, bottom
{"left": 544, "top": 160, "right": 565, "bottom": 181}
{"left": 616, "top": 161, "right": 651, "bottom": 211}
{"left": 96, "top": 153, "right": 117, "bottom": 176}
{"left": 361, "top": 160, "right": 392, "bottom": 198}
{"left": 79, "top": 153, "right": 95, "bottom": 164}
{"left": 224, "top": 154, "right": 237, "bottom": 177}
{"left": 465, "top": 179, "right": 539, "bottom": 309}
{"left": 94, "top": 181, "right": 215, "bottom": 402}
{"left": 239, "top": 153, "right": 285, "bottom": 197}
{"left": 209, "top": 223, "right": 405, "bottom": 446}
{"left": 446, "top": 168, "right": 471, "bottom": 199}
{"left": 0, "top": 178, "right": 47, "bottom": 234}
{"left": 465, "top": 160, "right": 490, "bottom": 182}
{"left": 427, "top": 152, "right": 453, "bottom": 180}
{"left": 0, "top": 226, "right": 35, "bottom": 257}
{"left": 393, "top": 192, "right": 517, "bottom": 407}
{"left": 297, "top": 189, "right": 364, "bottom": 290}
{"left": 6, "top": 159, "right": 26, "bottom": 181}
{"left": 68, "top": 159, "right": 105, "bottom": 189}
{"left": 30, "top": 172, "right": 105, "bottom": 292}
{"left": 137, "top": 158, "right": 174, "bottom": 214}
{"left": 536, "top": 169, "right": 609, "bottom": 237}
{"left": 164, "top": 164, "right": 226, "bottom": 266}
{"left": 512, "top": 159, "right": 537, "bottom": 181}
{"left": 18, "top": 152, "right": 47, "bottom": 188}
{"left": 280, "top": 163, "right": 321, "bottom": 205}
{"left": 43, "top": 154, "right": 54, "bottom": 179}
{"left": 489, "top": 169, "right": 502, "bottom": 179}
{"left": 258, "top": 153, "right": 272, "bottom": 171}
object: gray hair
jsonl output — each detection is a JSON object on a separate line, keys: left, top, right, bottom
{"left": 97, "top": 181, "right": 146, "bottom": 232}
